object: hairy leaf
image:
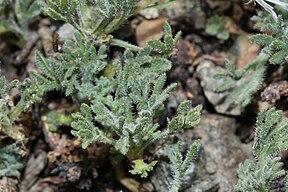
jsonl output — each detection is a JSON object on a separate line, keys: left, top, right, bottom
{"left": 0, "top": 145, "right": 23, "bottom": 177}
{"left": 214, "top": 53, "right": 268, "bottom": 108}
{"left": 235, "top": 107, "right": 288, "bottom": 191}
{"left": 164, "top": 140, "right": 201, "bottom": 192}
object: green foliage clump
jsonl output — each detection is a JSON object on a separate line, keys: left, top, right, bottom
{"left": 214, "top": 3, "right": 288, "bottom": 108}
{"left": 0, "top": 77, "right": 19, "bottom": 130}
{"left": 214, "top": 53, "right": 268, "bottom": 108}
{"left": 42, "top": 0, "right": 174, "bottom": 38}
{"left": 32, "top": 32, "right": 112, "bottom": 101}
{"left": 0, "top": 0, "right": 41, "bottom": 43}
{"left": 0, "top": 77, "right": 42, "bottom": 140}
{"left": 164, "top": 140, "right": 201, "bottom": 192}
{"left": 15, "top": 0, "right": 42, "bottom": 26}
{"left": 205, "top": 15, "right": 229, "bottom": 40}
{"left": 250, "top": 11, "right": 288, "bottom": 65}
{"left": 0, "top": 144, "right": 23, "bottom": 177}
{"left": 167, "top": 101, "right": 202, "bottom": 134}
{"left": 33, "top": 1, "right": 201, "bottom": 177}
{"left": 1, "top": 0, "right": 200, "bottom": 182}
{"left": 32, "top": 24, "right": 178, "bottom": 104}
{"left": 70, "top": 31, "right": 202, "bottom": 160}
{"left": 235, "top": 107, "right": 288, "bottom": 191}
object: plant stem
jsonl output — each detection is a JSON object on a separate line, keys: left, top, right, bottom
{"left": 110, "top": 39, "right": 142, "bottom": 52}
{"left": 105, "top": 16, "right": 126, "bottom": 35}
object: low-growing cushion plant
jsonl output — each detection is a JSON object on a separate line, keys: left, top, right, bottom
{"left": 31, "top": 0, "right": 203, "bottom": 179}
{"left": 1, "top": 1, "right": 287, "bottom": 191}
{"left": 34, "top": 19, "right": 202, "bottom": 177}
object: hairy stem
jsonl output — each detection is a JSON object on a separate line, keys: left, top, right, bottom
{"left": 110, "top": 38, "right": 142, "bottom": 51}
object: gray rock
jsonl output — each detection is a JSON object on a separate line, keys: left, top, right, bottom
{"left": 187, "top": 114, "right": 248, "bottom": 192}
{"left": 165, "top": 0, "right": 207, "bottom": 30}
{"left": 58, "top": 24, "right": 77, "bottom": 43}
{"left": 167, "top": 85, "right": 188, "bottom": 110}
{"left": 151, "top": 161, "right": 198, "bottom": 192}
{"left": 196, "top": 60, "right": 242, "bottom": 115}
{"left": 185, "top": 78, "right": 206, "bottom": 106}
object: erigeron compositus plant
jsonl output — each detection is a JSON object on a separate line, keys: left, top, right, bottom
{"left": 70, "top": 23, "right": 202, "bottom": 174}
{"left": 0, "top": 76, "right": 42, "bottom": 141}
{"left": 32, "top": 32, "right": 112, "bottom": 100}
{"left": 0, "top": 76, "right": 41, "bottom": 178}
{"left": 250, "top": 10, "right": 288, "bottom": 65}
{"left": 1, "top": 0, "right": 287, "bottom": 191}
{"left": 0, "top": 0, "right": 42, "bottom": 43}
{"left": 235, "top": 107, "right": 288, "bottom": 191}
{"left": 214, "top": 53, "right": 268, "bottom": 108}
{"left": 212, "top": 4, "right": 288, "bottom": 190}
{"left": 41, "top": 0, "right": 175, "bottom": 50}
{"left": 214, "top": 1, "right": 288, "bottom": 109}
{"left": 1, "top": 0, "right": 201, "bottom": 187}
{"left": 29, "top": 0, "right": 202, "bottom": 180}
